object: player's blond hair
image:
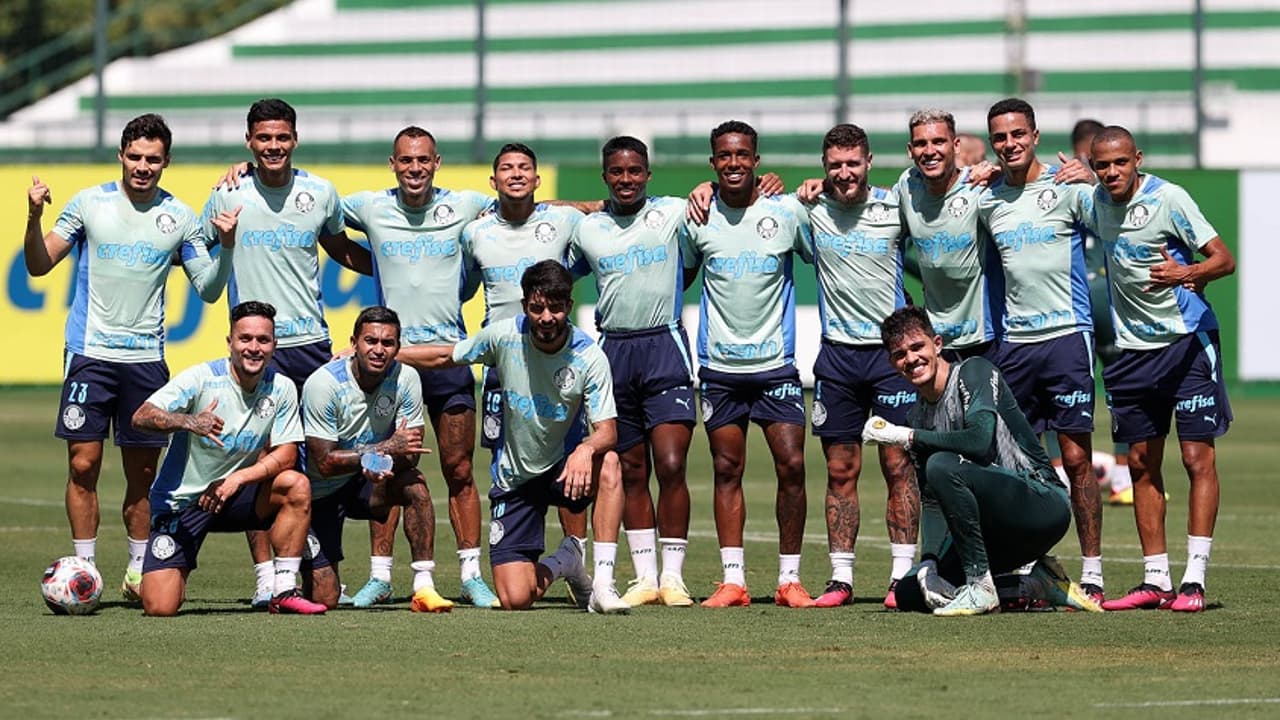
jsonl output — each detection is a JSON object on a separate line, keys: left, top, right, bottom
{"left": 908, "top": 109, "right": 956, "bottom": 136}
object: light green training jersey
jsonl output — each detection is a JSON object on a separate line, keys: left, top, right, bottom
{"left": 977, "top": 165, "right": 1094, "bottom": 343}
{"left": 202, "top": 169, "right": 345, "bottom": 348}
{"left": 808, "top": 186, "right": 907, "bottom": 345}
{"left": 460, "top": 203, "right": 584, "bottom": 326}
{"left": 301, "top": 357, "right": 425, "bottom": 499}
{"left": 52, "top": 182, "right": 232, "bottom": 363}
{"left": 1087, "top": 174, "right": 1220, "bottom": 350}
{"left": 148, "top": 360, "right": 303, "bottom": 512}
{"left": 681, "top": 193, "right": 813, "bottom": 373}
{"left": 895, "top": 167, "right": 1000, "bottom": 350}
{"left": 452, "top": 315, "right": 616, "bottom": 491}
{"left": 343, "top": 187, "right": 492, "bottom": 344}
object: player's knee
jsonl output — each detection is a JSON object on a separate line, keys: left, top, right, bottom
{"left": 277, "top": 470, "right": 311, "bottom": 505}
{"left": 711, "top": 453, "right": 745, "bottom": 482}
{"left": 597, "top": 452, "right": 622, "bottom": 493}
{"left": 651, "top": 448, "right": 688, "bottom": 484}
{"left": 826, "top": 455, "right": 860, "bottom": 487}
{"left": 1180, "top": 443, "right": 1216, "bottom": 478}
{"left": 141, "top": 586, "right": 181, "bottom": 617}
{"left": 1059, "top": 440, "right": 1090, "bottom": 470}
{"left": 924, "top": 452, "right": 964, "bottom": 485}
{"left": 442, "top": 456, "right": 474, "bottom": 493}
{"left": 67, "top": 454, "right": 102, "bottom": 487}
{"left": 776, "top": 453, "right": 805, "bottom": 484}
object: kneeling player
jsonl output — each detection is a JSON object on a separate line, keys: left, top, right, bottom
{"left": 864, "top": 307, "right": 1101, "bottom": 616}
{"left": 301, "top": 306, "right": 451, "bottom": 612}
{"left": 131, "top": 301, "right": 324, "bottom": 616}
{"left": 400, "top": 260, "right": 628, "bottom": 612}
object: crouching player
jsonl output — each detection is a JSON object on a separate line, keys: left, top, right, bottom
{"left": 131, "top": 302, "right": 324, "bottom": 616}
{"left": 865, "top": 307, "right": 1101, "bottom": 615}
{"left": 301, "top": 306, "right": 452, "bottom": 612}
{"left": 399, "top": 260, "right": 629, "bottom": 612}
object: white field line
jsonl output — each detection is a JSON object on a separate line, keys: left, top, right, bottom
{"left": 1092, "top": 698, "right": 1280, "bottom": 709}
{"left": 562, "top": 709, "right": 843, "bottom": 718}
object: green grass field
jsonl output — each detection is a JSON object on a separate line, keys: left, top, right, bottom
{"left": 2, "top": 386, "right": 1279, "bottom": 718}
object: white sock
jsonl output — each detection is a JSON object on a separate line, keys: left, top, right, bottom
{"left": 410, "top": 560, "right": 436, "bottom": 592}
{"left": 273, "top": 557, "right": 302, "bottom": 595}
{"left": 253, "top": 560, "right": 274, "bottom": 590}
{"left": 625, "top": 529, "right": 658, "bottom": 583}
{"left": 593, "top": 542, "right": 618, "bottom": 589}
{"left": 829, "top": 552, "right": 855, "bottom": 585}
{"left": 659, "top": 537, "right": 688, "bottom": 580}
{"left": 778, "top": 553, "right": 802, "bottom": 586}
{"left": 889, "top": 543, "right": 916, "bottom": 581}
{"left": 1110, "top": 463, "right": 1133, "bottom": 492}
{"left": 73, "top": 537, "right": 96, "bottom": 565}
{"left": 457, "top": 548, "right": 482, "bottom": 582}
{"left": 370, "top": 555, "right": 393, "bottom": 583}
{"left": 720, "top": 547, "right": 746, "bottom": 586}
{"left": 1181, "top": 535, "right": 1213, "bottom": 588}
{"left": 127, "top": 537, "right": 147, "bottom": 572}
{"left": 1143, "top": 553, "right": 1173, "bottom": 591}
{"left": 1080, "top": 556, "right": 1104, "bottom": 588}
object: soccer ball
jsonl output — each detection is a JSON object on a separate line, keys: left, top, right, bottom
{"left": 1092, "top": 451, "right": 1117, "bottom": 488}
{"left": 41, "top": 556, "right": 103, "bottom": 615}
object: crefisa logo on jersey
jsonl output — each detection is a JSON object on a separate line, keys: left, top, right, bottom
{"left": 811, "top": 401, "right": 828, "bottom": 427}
{"left": 253, "top": 396, "right": 276, "bottom": 419}
{"left": 1126, "top": 204, "right": 1152, "bottom": 228}
{"left": 295, "top": 191, "right": 316, "bottom": 213}
{"left": 867, "top": 203, "right": 890, "bottom": 223}
{"left": 553, "top": 366, "right": 577, "bottom": 391}
{"left": 374, "top": 394, "right": 395, "bottom": 417}
{"left": 433, "top": 204, "right": 455, "bottom": 224}
{"left": 643, "top": 209, "right": 665, "bottom": 229}
{"left": 155, "top": 213, "right": 178, "bottom": 234}
{"left": 946, "top": 195, "right": 969, "bottom": 218}
{"left": 1036, "top": 188, "right": 1059, "bottom": 211}
{"left": 756, "top": 216, "right": 779, "bottom": 239}
{"left": 62, "top": 404, "right": 86, "bottom": 431}
{"left": 534, "top": 222, "right": 557, "bottom": 244}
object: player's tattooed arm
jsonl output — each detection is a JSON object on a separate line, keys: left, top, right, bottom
{"left": 132, "top": 399, "right": 225, "bottom": 446}
{"left": 319, "top": 231, "right": 373, "bottom": 275}
{"left": 307, "top": 421, "right": 429, "bottom": 480}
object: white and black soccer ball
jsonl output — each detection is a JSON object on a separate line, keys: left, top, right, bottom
{"left": 1092, "top": 450, "right": 1117, "bottom": 488}
{"left": 41, "top": 556, "right": 103, "bottom": 615}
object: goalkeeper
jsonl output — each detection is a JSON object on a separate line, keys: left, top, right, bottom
{"left": 863, "top": 306, "right": 1101, "bottom": 616}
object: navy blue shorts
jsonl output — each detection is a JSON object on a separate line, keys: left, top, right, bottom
{"left": 480, "top": 370, "right": 503, "bottom": 450}
{"left": 143, "top": 484, "right": 273, "bottom": 573}
{"left": 414, "top": 364, "right": 476, "bottom": 418}
{"left": 601, "top": 325, "right": 696, "bottom": 452}
{"left": 304, "top": 476, "right": 384, "bottom": 570}
{"left": 698, "top": 365, "right": 805, "bottom": 432}
{"left": 56, "top": 351, "right": 169, "bottom": 447}
{"left": 488, "top": 462, "right": 593, "bottom": 566}
{"left": 990, "top": 333, "right": 1095, "bottom": 435}
{"left": 1103, "top": 331, "right": 1231, "bottom": 443}
{"left": 811, "top": 340, "right": 917, "bottom": 442}
{"left": 270, "top": 340, "right": 333, "bottom": 394}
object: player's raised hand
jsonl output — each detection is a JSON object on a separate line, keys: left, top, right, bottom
{"left": 380, "top": 418, "right": 430, "bottom": 458}
{"left": 212, "top": 206, "right": 241, "bottom": 248}
{"left": 28, "top": 175, "right": 52, "bottom": 217}
{"left": 1145, "top": 247, "right": 1190, "bottom": 291}
{"left": 685, "top": 182, "right": 715, "bottom": 225}
{"left": 213, "top": 162, "right": 253, "bottom": 190}
{"left": 795, "top": 177, "right": 825, "bottom": 204}
{"left": 558, "top": 445, "right": 594, "bottom": 500}
{"left": 188, "top": 399, "right": 225, "bottom": 447}
{"left": 1053, "top": 151, "right": 1095, "bottom": 185}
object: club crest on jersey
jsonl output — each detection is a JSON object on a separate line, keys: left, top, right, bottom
{"left": 253, "top": 396, "right": 276, "bottom": 419}
{"left": 700, "top": 397, "right": 714, "bottom": 422}
{"left": 374, "top": 394, "right": 395, "bottom": 417}
{"left": 433, "top": 204, "right": 455, "bottom": 224}
{"left": 1126, "top": 204, "right": 1152, "bottom": 228}
{"left": 62, "top": 404, "right": 86, "bottom": 431}
{"left": 866, "top": 203, "right": 891, "bottom": 223}
{"left": 155, "top": 213, "right": 178, "bottom": 234}
{"left": 811, "top": 401, "right": 828, "bottom": 427}
{"left": 483, "top": 414, "right": 501, "bottom": 440}
{"left": 756, "top": 216, "right": 780, "bottom": 239}
{"left": 295, "top": 191, "right": 316, "bottom": 213}
{"left": 643, "top": 209, "right": 665, "bottom": 229}
{"left": 946, "top": 196, "right": 969, "bottom": 218}
{"left": 1036, "top": 188, "right": 1059, "bottom": 211}
{"left": 553, "top": 366, "right": 577, "bottom": 391}
{"left": 151, "top": 534, "right": 175, "bottom": 560}
{"left": 534, "top": 222, "right": 557, "bottom": 244}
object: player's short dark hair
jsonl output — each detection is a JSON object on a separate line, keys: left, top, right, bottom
{"left": 353, "top": 306, "right": 401, "bottom": 339}
{"left": 822, "top": 123, "right": 869, "bottom": 156}
{"left": 521, "top": 260, "right": 573, "bottom": 305}
{"left": 493, "top": 142, "right": 537, "bottom": 172}
{"left": 987, "top": 98, "right": 1036, "bottom": 130}
{"left": 247, "top": 98, "right": 297, "bottom": 133}
{"left": 1093, "top": 125, "right": 1136, "bottom": 150}
{"left": 120, "top": 113, "right": 172, "bottom": 155}
{"left": 231, "top": 301, "right": 276, "bottom": 325}
{"left": 710, "top": 120, "right": 758, "bottom": 152}
{"left": 908, "top": 109, "right": 956, "bottom": 136}
{"left": 880, "top": 306, "right": 935, "bottom": 349}
{"left": 393, "top": 125, "right": 436, "bottom": 149}
{"left": 602, "top": 136, "right": 649, "bottom": 167}
{"left": 1070, "top": 119, "right": 1105, "bottom": 147}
